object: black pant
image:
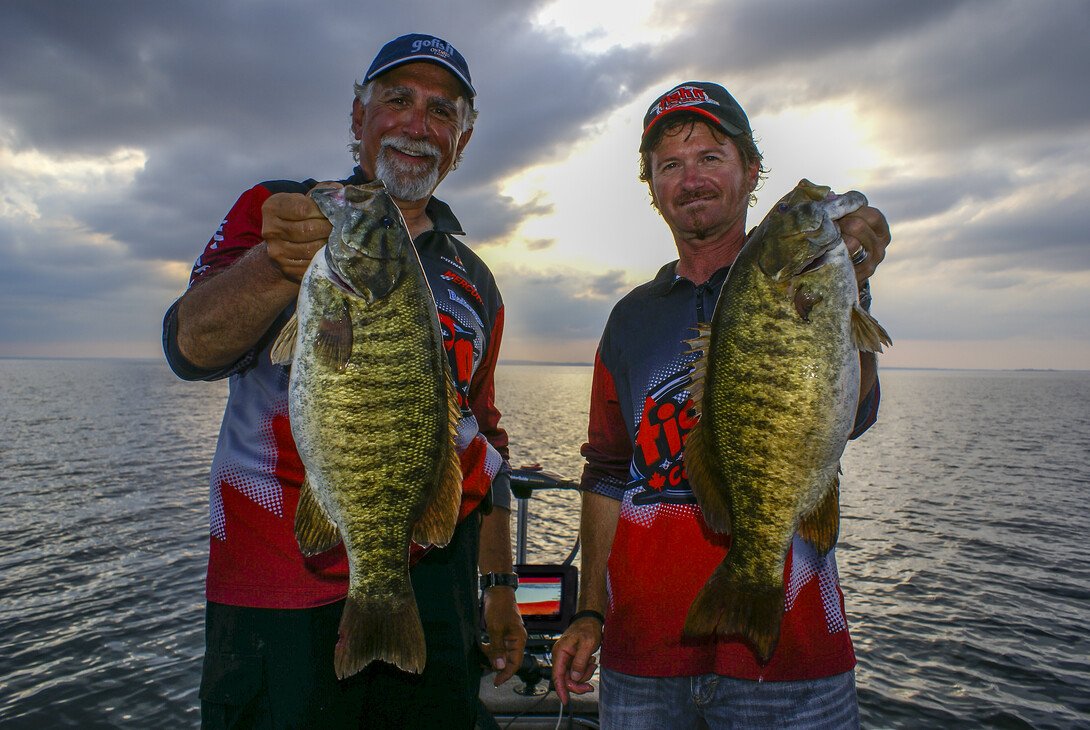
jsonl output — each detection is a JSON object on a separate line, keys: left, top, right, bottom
{"left": 200, "top": 515, "right": 483, "bottom": 729}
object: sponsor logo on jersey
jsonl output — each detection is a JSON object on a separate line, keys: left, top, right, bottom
{"left": 210, "top": 219, "right": 227, "bottom": 250}
{"left": 438, "top": 311, "right": 475, "bottom": 412}
{"left": 441, "top": 269, "right": 484, "bottom": 308}
{"left": 447, "top": 289, "right": 484, "bottom": 328}
{"left": 629, "top": 372, "right": 699, "bottom": 506}
{"left": 440, "top": 254, "right": 465, "bottom": 272}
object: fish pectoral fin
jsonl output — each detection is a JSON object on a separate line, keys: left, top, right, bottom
{"left": 683, "top": 420, "right": 732, "bottom": 534}
{"left": 796, "top": 476, "right": 840, "bottom": 556}
{"left": 412, "top": 375, "right": 463, "bottom": 548}
{"left": 850, "top": 302, "right": 892, "bottom": 353}
{"left": 294, "top": 475, "right": 342, "bottom": 556}
{"left": 315, "top": 302, "right": 353, "bottom": 370}
{"left": 270, "top": 313, "right": 299, "bottom": 365}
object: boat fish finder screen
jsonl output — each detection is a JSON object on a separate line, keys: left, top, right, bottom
{"left": 517, "top": 576, "right": 563, "bottom": 618}
{"left": 514, "top": 564, "right": 577, "bottom": 634}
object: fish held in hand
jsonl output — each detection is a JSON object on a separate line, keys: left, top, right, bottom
{"left": 271, "top": 182, "right": 462, "bottom": 678}
{"left": 682, "top": 179, "right": 891, "bottom": 661}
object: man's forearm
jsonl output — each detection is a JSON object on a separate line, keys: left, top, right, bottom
{"left": 577, "top": 491, "right": 620, "bottom": 613}
{"left": 479, "top": 506, "right": 514, "bottom": 574}
{"left": 176, "top": 243, "right": 300, "bottom": 369}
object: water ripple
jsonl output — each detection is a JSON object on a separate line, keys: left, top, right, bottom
{"left": 1, "top": 362, "right": 1088, "bottom": 727}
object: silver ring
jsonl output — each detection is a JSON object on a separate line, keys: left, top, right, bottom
{"left": 851, "top": 247, "right": 868, "bottom": 266}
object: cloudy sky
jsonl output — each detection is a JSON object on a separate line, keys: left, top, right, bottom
{"left": 2, "top": 0, "right": 1087, "bottom": 370}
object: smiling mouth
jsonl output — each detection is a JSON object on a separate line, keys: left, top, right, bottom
{"left": 391, "top": 148, "right": 434, "bottom": 163}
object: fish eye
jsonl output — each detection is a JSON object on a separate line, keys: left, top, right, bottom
{"left": 776, "top": 203, "right": 790, "bottom": 213}
{"left": 380, "top": 217, "right": 394, "bottom": 229}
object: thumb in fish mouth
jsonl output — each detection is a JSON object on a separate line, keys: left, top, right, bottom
{"left": 821, "top": 190, "right": 868, "bottom": 221}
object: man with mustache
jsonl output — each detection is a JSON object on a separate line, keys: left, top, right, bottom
{"left": 551, "top": 82, "right": 890, "bottom": 728}
{"left": 163, "top": 33, "right": 525, "bottom": 729}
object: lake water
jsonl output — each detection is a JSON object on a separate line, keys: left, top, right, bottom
{"left": 1, "top": 360, "right": 1088, "bottom": 728}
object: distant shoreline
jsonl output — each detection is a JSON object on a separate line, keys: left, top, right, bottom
{"left": 499, "top": 360, "right": 592, "bottom": 368}
{"left": 0, "top": 356, "right": 1084, "bottom": 373}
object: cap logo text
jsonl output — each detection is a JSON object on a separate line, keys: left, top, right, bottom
{"left": 652, "top": 86, "right": 719, "bottom": 116}
{"left": 411, "top": 37, "right": 454, "bottom": 58}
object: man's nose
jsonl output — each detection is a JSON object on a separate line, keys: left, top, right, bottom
{"left": 401, "top": 106, "right": 430, "bottom": 137}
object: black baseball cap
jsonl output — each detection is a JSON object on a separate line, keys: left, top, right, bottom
{"left": 640, "top": 82, "right": 750, "bottom": 152}
{"left": 364, "top": 33, "right": 475, "bottom": 98}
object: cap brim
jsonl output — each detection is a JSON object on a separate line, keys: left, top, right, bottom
{"left": 640, "top": 107, "right": 745, "bottom": 151}
{"left": 366, "top": 56, "right": 475, "bottom": 97}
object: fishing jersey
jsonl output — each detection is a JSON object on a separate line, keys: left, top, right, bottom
{"left": 163, "top": 169, "right": 509, "bottom": 609}
{"left": 581, "top": 261, "right": 880, "bottom": 681}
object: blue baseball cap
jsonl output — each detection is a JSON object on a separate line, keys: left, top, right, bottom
{"left": 364, "top": 33, "right": 475, "bottom": 98}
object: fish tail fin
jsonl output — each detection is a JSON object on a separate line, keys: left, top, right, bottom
{"left": 797, "top": 476, "right": 840, "bottom": 556}
{"left": 683, "top": 568, "right": 785, "bottom": 662}
{"left": 684, "top": 420, "right": 732, "bottom": 534}
{"left": 850, "top": 302, "right": 892, "bottom": 353}
{"left": 413, "top": 375, "right": 462, "bottom": 547}
{"left": 270, "top": 313, "right": 299, "bottom": 365}
{"left": 294, "top": 475, "right": 342, "bottom": 556}
{"left": 335, "top": 589, "right": 426, "bottom": 679}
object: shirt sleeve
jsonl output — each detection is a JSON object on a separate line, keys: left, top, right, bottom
{"left": 849, "top": 378, "right": 880, "bottom": 440}
{"left": 579, "top": 349, "right": 631, "bottom": 501}
{"left": 467, "top": 302, "right": 511, "bottom": 510}
{"left": 161, "top": 184, "right": 274, "bottom": 382}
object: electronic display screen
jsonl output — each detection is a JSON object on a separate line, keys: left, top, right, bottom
{"left": 516, "top": 575, "right": 563, "bottom": 619}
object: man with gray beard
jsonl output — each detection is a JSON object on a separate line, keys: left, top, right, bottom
{"left": 163, "top": 33, "right": 525, "bottom": 729}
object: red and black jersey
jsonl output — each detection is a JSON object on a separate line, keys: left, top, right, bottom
{"left": 580, "top": 260, "right": 879, "bottom": 681}
{"left": 163, "top": 169, "right": 508, "bottom": 609}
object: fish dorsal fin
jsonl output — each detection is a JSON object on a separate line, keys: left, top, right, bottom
{"left": 850, "top": 302, "right": 892, "bottom": 354}
{"left": 294, "top": 475, "right": 342, "bottom": 556}
{"left": 684, "top": 324, "right": 712, "bottom": 416}
{"left": 315, "top": 302, "right": 353, "bottom": 370}
{"left": 270, "top": 313, "right": 299, "bottom": 365}
{"left": 796, "top": 474, "right": 840, "bottom": 556}
{"left": 412, "top": 374, "right": 463, "bottom": 548}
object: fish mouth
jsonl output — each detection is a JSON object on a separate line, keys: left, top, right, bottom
{"left": 796, "top": 245, "right": 833, "bottom": 276}
{"left": 324, "top": 248, "right": 377, "bottom": 298}
{"left": 325, "top": 254, "right": 359, "bottom": 295}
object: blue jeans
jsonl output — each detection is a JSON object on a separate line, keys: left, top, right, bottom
{"left": 599, "top": 668, "right": 859, "bottom": 730}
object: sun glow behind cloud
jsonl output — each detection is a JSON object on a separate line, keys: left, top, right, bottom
{"left": 532, "top": 0, "right": 678, "bottom": 52}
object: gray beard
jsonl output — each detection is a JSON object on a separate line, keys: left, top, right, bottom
{"left": 375, "top": 139, "right": 441, "bottom": 202}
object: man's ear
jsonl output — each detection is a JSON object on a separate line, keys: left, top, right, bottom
{"left": 455, "top": 124, "right": 474, "bottom": 157}
{"left": 351, "top": 97, "right": 365, "bottom": 140}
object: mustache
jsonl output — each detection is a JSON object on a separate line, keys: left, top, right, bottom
{"left": 675, "top": 191, "right": 715, "bottom": 206}
{"left": 380, "top": 136, "right": 441, "bottom": 159}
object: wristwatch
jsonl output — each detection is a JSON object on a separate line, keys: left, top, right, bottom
{"left": 479, "top": 572, "right": 519, "bottom": 591}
